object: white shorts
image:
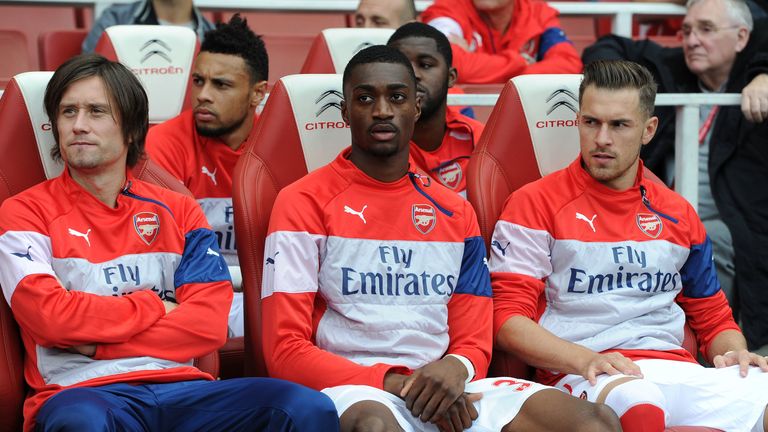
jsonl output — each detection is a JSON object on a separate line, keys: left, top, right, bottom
{"left": 555, "top": 359, "right": 768, "bottom": 431}
{"left": 322, "top": 377, "right": 550, "bottom": 432}
{"left": 227, "top": 291, "right": 244, "bottom": 338}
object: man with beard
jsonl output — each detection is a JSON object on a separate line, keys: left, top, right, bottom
{"left": 388, "top": 22, "right": 484, "bottom": 197}
{"left": 145, "top": 14, "right": 268, "bottom": 338}
{"left": 261, "top": 44, "right": 619, "bottom": 432}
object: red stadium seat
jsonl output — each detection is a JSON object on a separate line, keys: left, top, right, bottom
{"left": 38, "top": 29, "right": 88, "bottom": 71}
{"left": 0, "top": 5, "right": 80, "bottom": 71}
{"left": 0, "top": 30, "right": 32, "bottom": 89}
{"left": 0, "top": 72, "right": 219, "bottom": 431}
{"left": 466, "top": 74, "right": 720, "bottom": 432}
{"left": 94, "top": 25, "right": 198, "bottom": 124}
{"left": 233, "top": 74, "right": 349, "bottom": 376}
{"left": 262, "top": 33, "right": 316, "bottom": 81}
{"left": 300, "top": 28, "right": 394, "bottom": 73}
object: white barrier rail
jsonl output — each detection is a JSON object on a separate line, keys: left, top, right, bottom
{"left": 447, "top": 92, "right": 741, "bottom": 210}
{"left": 3, "top": 1, "right": 687, "bottom": 37}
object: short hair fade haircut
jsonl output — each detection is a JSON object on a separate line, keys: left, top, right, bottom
{"left": 342, "top": 45, "right": 416, "bottom": 97}
{"left": 388, "top": 22, "right": 453, "bottom": 67}
{"left": 44, "top": 53, "right": 148, "bottom": 167}
{"left": 579, "top": 59, "right": 658, "bottom": 119}
{"left": 201, "top": 14, "right": 269, "bottom": 82}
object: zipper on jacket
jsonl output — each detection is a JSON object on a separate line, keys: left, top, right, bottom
{"left": 408, "top": 172, "right": 454, "bottom": 217}
{"left": 639, "top": 185, "right": 678, "bottom": 224}
{"left": 121, "top": 180, "right": 176, "bottom": 218}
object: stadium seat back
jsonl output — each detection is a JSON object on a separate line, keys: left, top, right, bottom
{"left": 301, "top": 28, "right": 394, "bottom": 73}
{"left": 94, "top": 25, "right": 198, "bottom": 124}
{"left": 0, "top": 30, "right": 32, "bottom": 89}
{"left": 467, "top": 74, "right": 582, "bottom": 248}
{"left": 38, "top": 29, "right": 89, "bottom": 71}
{"left": 233, "top": 74, "right": 347, "bottom": 376}
{"left": 0, "top": 72, "right": 218, "bottom": 430}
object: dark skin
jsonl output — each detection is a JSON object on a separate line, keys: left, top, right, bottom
{"left": 339, "top": 61, "right": 477, "bottom": 431}
{"left": 389, "top": 36, "right": 458, "bottom": 153}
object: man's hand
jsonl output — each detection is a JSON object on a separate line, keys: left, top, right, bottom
{"left": 712, "top": 349, "right": 768, "bottom": 377}
{"left": 741, "top": 73, "right": 768, "bottom": 123}
{"left": 67, "top": 344, "right": 96, "bottom": 357}
{"left": 162, "top": 300, "right": 178, "bottom": 314}
{"left": 580, "top": 352, "right": 643, "bottom": 385}
{"left": 434, "top": 393, "right": 482, "bottom": 432}
{"left": 383, "top": 371, "right": 409, "bottom": 397}
{"left": 400, "top": 356, "right": 467, "bottom": 423}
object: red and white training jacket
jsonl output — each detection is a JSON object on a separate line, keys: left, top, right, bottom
{"left": 410, "top": 106, "right": 485, "bottom": 197}
{"left": 146, "top": 110, "right": 259, "bottom": 266}
{"left": 0, "top": 168, "right": 232, "bottom": 430}
{"left": 490, "top": 158, "right": 740, "bottom": 385}
{"left": 261, "top": 148, "right": 492, "bottom": 391}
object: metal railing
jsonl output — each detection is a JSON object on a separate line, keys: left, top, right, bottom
{"left": 4, "top": 0, "right": 687, "bottom": 37}
{"left": 446, "top": 92, "right": 741, "bottom": 210}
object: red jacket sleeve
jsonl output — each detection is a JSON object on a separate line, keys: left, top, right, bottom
{"left": 444, "top": 202, "right": 493, "bottom": 379}
{"left": 94, "top": 198, "right": 232, "bottom": 362}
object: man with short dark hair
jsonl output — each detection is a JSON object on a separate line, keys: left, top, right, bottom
{"left": 354, "top": 0, "right": 417, "bottom": 28}
{"left": 583, "top": 0, "right": 768, "bottom": 351}
{"left": 146, "top": 14, "right": 268, "bottom": 337}
{"left": 388, "top": 22, "right": 484, "bottom": 197}
{"left": 0, "top": 54, "right": 338, "bottom": 431}
{"left": 261, "top": 44, "right": 619, "bottom": 432}
{"left": 491, "top": 59, "right": 768, "bottom": 431}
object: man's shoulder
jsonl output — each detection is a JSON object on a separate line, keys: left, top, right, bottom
{"left": 145, "top": 111, "right": 197, "bottom": 156}
{"left": 147, "top": 111, "right": 194, "bottom": 141}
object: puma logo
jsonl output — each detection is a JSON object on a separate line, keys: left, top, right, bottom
{"left": 344, "top": 205, "right": 368, "bottom": 224}
{"left": 11, "top": 245, "right": 33, "bottom": 261}
{"left": 68, "top": 228, "right": 92, "bottom": 247}
{"left": 491, "top": 240, "right": 510, "bottom": 256}
{"left": 576, "top": 212, "right": 597, "bottom": 233}
{"left": 206, "top": 247, "right": 220, "bottom": 257}
{"left": 201, "top": 165, "right": 217, "bottom": 186}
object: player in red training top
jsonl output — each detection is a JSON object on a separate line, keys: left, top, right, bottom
{"left": 491, "top": 59, "right": 768, "bottom": 431}
{"left": 261, "top": 44, "right": 619, "bottom": 432}
{"left": 421, "top": 0, "right": 582, "bottom": 84}
{"left": 388, "top": 22, "right": 485, "bottom": 197}
{"left": 145, "top": 14, "right": 268, "bottom": 338}
{"left": 0, "top": 54, "right": 337, "bottom": 432}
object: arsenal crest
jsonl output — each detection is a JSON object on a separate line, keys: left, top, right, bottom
{"left": 412, "top": 204, "right": 437, "bottom": 235}
{"left": 134, "top": 212, "right": 160, "bottom": 245}
{"left": 437, "top": 162, "right": 462, "bottom": 190}
{"left": 636, "top": 213, "right": 662, "bottom": 238}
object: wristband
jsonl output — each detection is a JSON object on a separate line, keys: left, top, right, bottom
{"left": 445, "top": 354, "right": 475, "bottom": 384}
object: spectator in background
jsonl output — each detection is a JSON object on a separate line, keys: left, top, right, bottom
{"left": 388, "top": 22, "right": 485, "bottom": 197}
{"left": 82, "top": 0, "right": 214, "bottom": 53}
{"left": 583, "top": 0, "right": 768, "bottom": 352}
{"left": 421, "top": 0, "right": 582, "bottom": 84}
{"left": 353, "top": 0, "right": 417, "bottom": 28}
{"left": 145, "top": 14, "right": 268, "bottom": 338}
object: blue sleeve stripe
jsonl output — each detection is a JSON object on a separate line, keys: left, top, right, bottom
{"left": 538, "top": 27, "right": 571, "bottom": 60}
{"left": 680, "top": 235, "right": 721, "bottom": 298}
{"left": 454, "top": 236, "right": 492, "bottom": 297}
{"left": 174, "top": 228, "right": 231, "bottom": 288}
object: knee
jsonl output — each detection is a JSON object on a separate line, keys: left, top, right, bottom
{"left": 604, "top": 379, "right": 666, "bottom": 416}
{"left": 571, "top": 403, "right": 622, "bottom": 432}
{"left": 36, "top": 389, "right": 114, "bottom": 432}
{"left": 345, "top": 416, "right": 394, "bottom": 432}
{"left": 266, "top": 380, "right": 339, "bottom": 429}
